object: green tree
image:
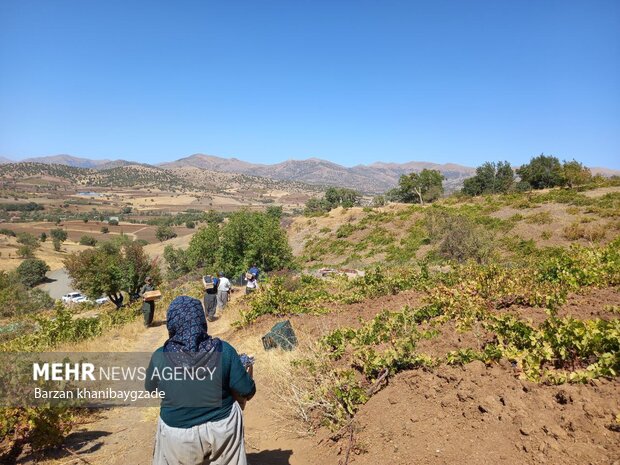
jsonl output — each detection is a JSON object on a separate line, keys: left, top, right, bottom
{"left": 17, "top": 232, "right": 40, "bottom": 249}
{"left": 562, "top": 160, "right": 592, "bottom": 188}
{"left": 39, "top": 232, "right": 47, "bottom": 242}
{"left": 185, "top": 223, "right": 220, "bottom": 271}
{"left": 462, "top": 161, "right": 515, "bottom": 196}
{"left": 517, "top": 154, "right": 564, "bottom": 189}
{"left": 100, "top": 226, "right": 109, "bottom": 234}
{"left": 218, "top": 211, "right": 294, "bottom": 277}
{"left": 390, "top": 169, "right": 444, "bottom": 204}
{"left": 50, "top": 228, "right": 68, "bottom": 244}
{"left": 64, "top": 239, "right": 160, "bottom": 309}
{"left": 16, "top": 258, "right": 50, "bottom": 287}
{"left": 108, "top": 218, "right": 119, "bottom": 226}
{"left": 163, "top": 245, "right": 190, "bottom": 278}
{"left": 185, "top": 220, "right": 196, "bottom": 229}
{"left": 156, "top": 225, "right": 177, "bottom": 242}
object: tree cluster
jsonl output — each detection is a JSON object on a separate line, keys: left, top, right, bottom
{"left": 164, "top": 210, "right": 294, "bottom": 279}
{"left": 304, "top": 187, "right": 361, "bottom": 215}
{"left": 461, "top": 155, "right": 594, "bottom": 197}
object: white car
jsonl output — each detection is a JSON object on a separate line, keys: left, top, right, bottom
{"left": 62, "top": 292, "right": 85, "bottom": 303}
{"left": 62, "top": 293, "right": 109, "bottom": 305}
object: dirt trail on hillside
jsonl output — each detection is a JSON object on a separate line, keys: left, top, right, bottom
{"left": 19, "top": 294, "right": 328, "bottom": 465}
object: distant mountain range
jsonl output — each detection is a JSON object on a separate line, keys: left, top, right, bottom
{"left": 1, "top": 153, "right": 618, "bottom": 193}
{"left": 158, "top": 154, "right": 477, "bottom": 192}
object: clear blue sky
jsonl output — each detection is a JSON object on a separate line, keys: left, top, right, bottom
{"left": 1, "top": 0, "right": 618, "bottom": 168}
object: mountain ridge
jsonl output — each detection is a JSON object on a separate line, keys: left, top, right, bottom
{"left": 5, "top": 153, "right": 620, "bottom": 194}
{"left": 159, "top": 153, "right": 476, "bottom": 192}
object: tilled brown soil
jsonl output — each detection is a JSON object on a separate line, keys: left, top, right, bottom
{"left": 335, "top": 363, "right": 619, "bottom": 465}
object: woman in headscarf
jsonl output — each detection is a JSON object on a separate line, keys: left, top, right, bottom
{"left": 146, "top": 296, "right": 256, "bottom": 465}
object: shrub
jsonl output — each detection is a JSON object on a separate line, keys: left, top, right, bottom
{"left": 525, "top": 211, "right": 553, "bottom": 224}
{"left": 79, "top": 235, "right": 98, "bottom": 246}
{"left": 16, "top": 245, "right": 34, "bottom": 259}
{"left": 185, "top": 220, "right": 195, "bottom": 229}
{"left": 16, "top": 259, "right": 50, "bottom": 287}
{"left": 0, "top": 271, "right": 54, "bottom": 317}
{"left": 336, "top": 223, "right": 357, "bottom": 238}
{"left": 100, "top": 226, "right": 109, "bottom": 234}
{"left": 52, "top": 238, "right": 61, "bottom": 252}
{"left": 438, "top": 217, "right": 494, "bottom": 263}
{"left": 108, "top": 218, "right": 119, "bottom": 226}
{"left": 425, "top": 210, "right": 494, "bottom": 263}
{"left": 156, "top": 225, "right": 177, "bottom": 242}
{"left": 0, "top": 228, "right": 16, "bottom": 237}
{"left": 563, "top": 222, "right": 606, "bottom": 242}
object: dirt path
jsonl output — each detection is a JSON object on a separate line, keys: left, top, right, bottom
{"left": 23, "top": 294, "right": 324, "bottom": 465}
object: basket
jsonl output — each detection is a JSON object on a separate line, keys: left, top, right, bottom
{"left": 203, "top": 275, "right": 215, "bottom": 289}
{"left": 142, "top": 290, "right": 161, "bottom": 301}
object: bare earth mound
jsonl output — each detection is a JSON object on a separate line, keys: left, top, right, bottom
{"left": 348, "top": 364, "right": 618, "bottom": 465}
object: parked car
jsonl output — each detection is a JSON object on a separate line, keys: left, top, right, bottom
{"left": 61, "top": 292, "right": 85, "bottom": 303}
{"left": 62, "top": 293, "right": 109, "bottom": 305}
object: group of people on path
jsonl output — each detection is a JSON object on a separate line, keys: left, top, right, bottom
{"left": 139, "top": 264, "right": 261, "bottom": 328}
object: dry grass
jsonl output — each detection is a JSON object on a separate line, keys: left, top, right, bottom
{"left": 563, "top": 221, "right": 607, "bottom": 242}
{"left": 525, "top": 211, "right": 553, "bottom": 225}
{"left": 0, "top": 236, "right": 90, "bottom": 272}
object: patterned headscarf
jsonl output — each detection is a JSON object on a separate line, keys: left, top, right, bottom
{"left": 163, "top": 296, "right": 220, "bottom": 353}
